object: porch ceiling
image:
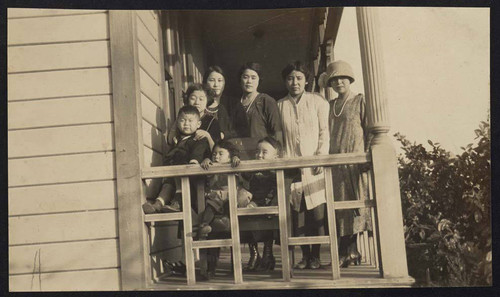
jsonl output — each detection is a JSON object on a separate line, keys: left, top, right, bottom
{"left": 199, "top": 8, "right": 325, "bottom": 99}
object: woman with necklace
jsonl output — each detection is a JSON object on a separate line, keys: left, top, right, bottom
{"left": 319, "top": 60, "right": 372, "bottom": 268}
{"left": 277, "top": 61, "right": 330, "bottom": 270}
{"left": 228, "top": 62, "right": 282, "bottom": 143}
{"left": 203, "top": 66, "right": 236, "bottom": 140}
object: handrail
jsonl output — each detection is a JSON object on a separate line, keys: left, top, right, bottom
{"left": 142, "top": 152, "right": 370, "bottom": 179}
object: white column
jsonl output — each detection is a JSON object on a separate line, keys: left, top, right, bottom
{"left": 356, "top": 7, "right": 410, "bottom": 279}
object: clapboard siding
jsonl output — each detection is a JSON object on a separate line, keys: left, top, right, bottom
{"left": 137, "top": 10, "right": 159, "bottom": 41}
{"left": 7, "top": 9, "right": 122, "bottom": 291}
{"left": 8, "top": 12, "right": 109, "bottom": 45}
{"left": 8, "top": 68, "right": 111, "bottom": 101}
{"left": 9, "top": 152, "right": 115, "bottom": 187}
{"left": 8, "top": 8, "right": 107, "bottom": 19}
{"left": 9, "top": 180, "right": 117, "bottom": 216}
{"left": 142, "top": 120, "right": 163, "bottom": 154}
{"left": 8, "top": 40, "right": 110, "bottom": 73}
{"left": 9, "top": 239, "right": 119, "bottom": 274}
{"left": 9, "top": 123, "right": 114, "bottom": 158}
{"left": 9, "top": 268, "right": 121, "bottom": 291}
{"left": 141, "top": 93, "right": 164, "bottom": 131}
{"left": 136, "top": 15, "right": 160, "bottom": 62}
{"left": 138, "top": 42, "right": 160, "bottom": 84}
{"left": 8, "top": 95, "right": 113, "bottom": 130}
{"left": 9, "top": 210, "right": 118, "bottom": 245}
{"left": 140, "top": 67, "right": 161, "bottom": 107}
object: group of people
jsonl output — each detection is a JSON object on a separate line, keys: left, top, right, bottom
{"left": 142, "top": 60, "right": 372, "bottom": 279}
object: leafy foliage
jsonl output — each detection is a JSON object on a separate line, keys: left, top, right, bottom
{"left": 395, "top": 118, "right": 491, "bottom": 286}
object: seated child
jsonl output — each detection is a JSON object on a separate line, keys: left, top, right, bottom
{"left": 142, "top": 105, "right": 211, "bottom": 214}
{"left": 240, "top": 137, "right": 282, "bottom": 272}
{"left": 197, "top": 140, "right": 244, "bottom": 239}
{"left": 167, "top": 83, "right": 221, "bottom": 150}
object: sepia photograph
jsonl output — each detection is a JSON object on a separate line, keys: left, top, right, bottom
{"left": 6, "top": 4, "right": 491, "bottom": 291}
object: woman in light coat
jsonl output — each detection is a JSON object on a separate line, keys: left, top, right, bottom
{"left": 277, "top": 61, "right": 330, "bottom": 269}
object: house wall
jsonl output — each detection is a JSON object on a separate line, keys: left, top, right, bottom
{"left": 7, "top": 9, "right": 120, "bottom": 291}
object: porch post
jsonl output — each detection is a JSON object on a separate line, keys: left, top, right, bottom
{"left": 356, "top": 7, "right": 409, "bottom": 279}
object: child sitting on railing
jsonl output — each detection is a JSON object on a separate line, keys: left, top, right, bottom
{"left": 142, "top": 105, "right": 211, "bottom": 214}
{"left": 239, "top": 137, "right": 282, "bottom": 272}
{"left": 197, "top": 140, "right": 244, "bottom": 239}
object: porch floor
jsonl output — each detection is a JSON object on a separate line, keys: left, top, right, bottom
{"left": 148, "top": 245, "right": 414, "bottom": 290}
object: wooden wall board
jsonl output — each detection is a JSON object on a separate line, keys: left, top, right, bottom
{"left": 8, "top": 13, "right": 109, "bottom": 45}
{"left": 136, "top": 16, "right": 160, "bottom": 62}
{"left": 9, "top": 238, "right": 119, "bottom": 274}
{"left": 8, "top": 68, "right": 111, "bottom": 101}
{"left": 7, "top": 8, "right": 107, "bottom": 19}
{"left": 138, "top": 42, "right": 160, "bottom": 84}
{"left": 9, "top": 268, "right": 120, "bottom": 291}
{"left": 8, "top": 152, "right": 115, "bottom": 187}
{"left": 9, "top": 209, "right": 118, "bottom": 245}
{"left": 8, "top": 40, "right": 110, "bottom": 73}
{"left": 8, "top": 95, "right": 113, "bottom": 130}
{"left": 142, "top": 120, "right": 163, "bottom": 154}
{"left": 136, "top": 10, "right": 159, "bottom": 41}
{"left": 139, "top": 67, "right": 161, "bottom": 107}
{"left": 8, "top": 123, "right": 114, "bottom": 158}
{"left": 141, "top": 94, "right": 164, "bottom": 131}
{"left": 9, "top": 180, "right": 117, "bottom": 216}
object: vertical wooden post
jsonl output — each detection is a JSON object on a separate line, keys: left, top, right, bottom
{"left": 109, "top": 10, "right": 149, "bottom": 290}
{"left": 356, "top": 7, "right": 410, "bottom": 279}
{"left": 276, "top": 170, "right": 291, "bottom": 281}
{"left": 228, "top": 174, "right": 243, "bottom": 284}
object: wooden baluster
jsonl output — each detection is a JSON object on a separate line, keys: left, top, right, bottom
{"left": 228, "top": 174, "right": 243, "bottom": 284}
{"left": 276, "top": 170, "right": 291, "bottom": 281}
{"left": 367, "top": 168, "right": 380, "bottom": 269}
{"left": 323, "top": 167, "right": 340, "bottom": 279}
{"left": 181, "top": 177, "right": 196, "bottom": 285}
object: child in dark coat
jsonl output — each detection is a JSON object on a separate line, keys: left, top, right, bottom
{"left": 142, "top": 105, "right": 211, "bottom": 214}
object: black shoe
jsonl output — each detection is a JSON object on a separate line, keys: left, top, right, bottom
{"left": 243, "top": 243, "right": 261, "bottom": 272}
{"left": 163, "top": 200, "right": 181, "bottom": 212}
{"left": 258, "top": 240, "right": 275, "bottom": 271}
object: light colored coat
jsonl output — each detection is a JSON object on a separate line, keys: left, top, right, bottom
{"left": 277, "top": 92, "right": 330, "bottom": 210}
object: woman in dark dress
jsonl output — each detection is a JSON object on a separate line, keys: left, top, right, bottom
{"left": 203, "top": 65, "right": 236, "bottom": 140}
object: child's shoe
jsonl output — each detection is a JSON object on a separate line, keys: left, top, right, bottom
{"left": 294, "top": 257, "right": 309, "bottom": 269}
{"left": 142, "top": 199, "right": 163, "bottom": 214}
{"left": 309, "top": 257, "right": 321, "bottom": 269}
{"left": 163, "top": 193, "right": 182, "bottom": 212}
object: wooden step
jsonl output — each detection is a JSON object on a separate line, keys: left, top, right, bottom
{"left": 288, "top": 236, "right": 330, "bottom": 245}
{"left": 144, "top": 212, "right": 183, "bottom": 222}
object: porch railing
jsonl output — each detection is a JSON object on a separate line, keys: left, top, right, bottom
{"left": 142, "top": 152, "right": 381, "bottom": 286}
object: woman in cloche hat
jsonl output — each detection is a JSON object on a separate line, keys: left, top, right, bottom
{"left": 319, "top": 60, "right": 373, "bottom": 268}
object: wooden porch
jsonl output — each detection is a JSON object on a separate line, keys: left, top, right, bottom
{"left": 148, "top": 245, "right": 413, "bottom": 290}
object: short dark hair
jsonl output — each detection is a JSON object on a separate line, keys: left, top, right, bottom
{"left": 237, "top": 62, "right": 263, "bottom": 81}
{"left": 182, "top": 83, "right": 213, "bottom": 107}
{"left": 214, "top": 140, "right": 240, "bottom": 159}
{"left": 281, "top": 61, "right": 311, "bottom": 81}
{"left": 257, "top": 137, "right": 282, "bottom": 157}
{"left": 203, "top": 65, "right": 225, "bottom": 84}
{"left": 177, "top": 105, "right": 200, "bottom": 119}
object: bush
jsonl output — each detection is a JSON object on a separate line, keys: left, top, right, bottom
{"left": 395, "top": 118, "right": 491, "bottom": 286}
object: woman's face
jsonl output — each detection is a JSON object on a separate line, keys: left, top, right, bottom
{"left": 206, "top": 71, "right": 225, "bottom": 97}
{"left": 240, "top": 69, "right": 260, "bottom": 93}
{"left": 285, "top": 70, "right": 307, "bottom": 97}
{"left": 187, "top": 90, "right": 208, "bottom": 113}
{"left": 329, "top": 76, "right": 351, "bottom": 95}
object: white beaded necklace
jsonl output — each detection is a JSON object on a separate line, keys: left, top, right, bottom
{"left": 333, "top": 92, "right": 352, "bottom": 117}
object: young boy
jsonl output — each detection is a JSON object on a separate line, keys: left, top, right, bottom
{"left": 197, "top": 140, "right": 244, "bottom": 239}
{"left": 142, "top": 105, "right": 211, "bottom": 214}
{"left": 240, "top": 137, "right": 282, "bottom": 271}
